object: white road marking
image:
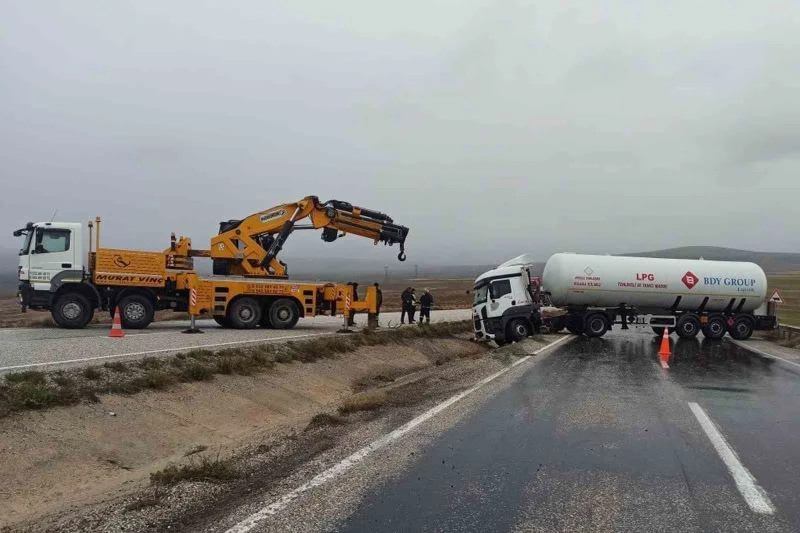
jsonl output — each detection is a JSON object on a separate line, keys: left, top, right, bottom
{"left": 728, "top": 339, "right": 800, "bottom": 370}
{"left": 225, "top": 335, "right": 575, "bottom": 533}
{"left": 688, "top": 402, "right": 775, "bottom": 515}
{"left": 0, "top": 332, "right": 333, "bottom": 372}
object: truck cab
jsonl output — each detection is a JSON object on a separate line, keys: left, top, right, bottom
{"left": 16, "top": 222, "right": 86, "bottom": 314}
{"left": 472, "top": 256, "right": 543, "bottom": 345}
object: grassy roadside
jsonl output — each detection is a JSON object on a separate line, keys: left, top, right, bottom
{"left": 0, "top": 322, "right": 472, "bottom": 419}
{"left": 769, "top": 273, "right": 800, "bottom": 327}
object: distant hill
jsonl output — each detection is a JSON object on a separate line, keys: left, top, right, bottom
{"left": 624, "top": 246, "right": 800, "bottom": 273}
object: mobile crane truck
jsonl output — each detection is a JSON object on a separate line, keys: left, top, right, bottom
{"left": 14, "top": 196, "right": 409, "bottom": 330}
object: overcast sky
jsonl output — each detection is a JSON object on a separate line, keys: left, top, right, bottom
{"left": 2, "top": 0, "right": 799, "bottom": 267}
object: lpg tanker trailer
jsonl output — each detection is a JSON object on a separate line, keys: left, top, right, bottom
{"left": 472, "top": 253, "right": 777, "bottom": 344}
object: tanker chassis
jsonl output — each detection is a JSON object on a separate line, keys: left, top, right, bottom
{"left": 472, "top": 253, "right": 777, "bottom": 344}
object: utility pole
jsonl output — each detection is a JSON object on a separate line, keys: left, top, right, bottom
{"left": 384, "top": 266, "right": 389, "bottom": 283}
{"left": 414, "top": 264, "right": 419, "bottom": 278}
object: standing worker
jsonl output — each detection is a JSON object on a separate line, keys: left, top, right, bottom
{"left": 373, "top": 282, "right": 383, "bottom": 325}
{"left": 401, "top": 287, "right": 416, "bottom": 324}
{"left": 419, "top": 288, "right": 433, "bottom": 325}
{"left": 347, "top": 282, "right": 360, "bottom": 327}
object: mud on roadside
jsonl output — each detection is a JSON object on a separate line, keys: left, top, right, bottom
{"left": 4, "top": 334, "right": 558, "bottom": 533}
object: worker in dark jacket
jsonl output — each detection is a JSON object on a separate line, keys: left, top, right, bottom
{"left": 347, "top": 282, "right": 360, "bottom": 326}
{"left": 419, "top": 288, "right": 433, "bottom": 325}
{"left": 401, "top": 287, "right": 416, "bottom": 324}
{"left": 374, "top": 282, "right": 383, "bottom": 321}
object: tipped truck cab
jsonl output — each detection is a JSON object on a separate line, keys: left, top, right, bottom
{"left": 472, "top": 255, "right": 544, "bottom": 345}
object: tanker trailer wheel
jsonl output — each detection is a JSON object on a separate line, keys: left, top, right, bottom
{"left": 508, "top": 319, "right": 531, "bottom": 342}
{"left": 584, "top": 313, "right": 609, "bottom": 338}
{"left": 565, "top": 315, "right": 584, "bottom": 336}
{"left": 729, "top": 316, "right": 755, "bottom": 340}
{"left": 269, "top": 298, "right": 300, "bottom": 330}
{"left": 228, "top": 297, "right": 262, "bottom": 329}
{"left": 702, "top": 315, "right": 727, "bottom": 340}
{"left": 676, "top": 314, "right": 701, "bottom": 338}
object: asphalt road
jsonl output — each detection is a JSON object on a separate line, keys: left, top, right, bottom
{"left": 0, "top": 309, "right": 471, "bottom": 373}
{"left": 222, "top": 329, "right": 800, "bottom": 532}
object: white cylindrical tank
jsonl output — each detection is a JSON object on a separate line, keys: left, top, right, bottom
{"left": 542, "top": 253, "right": 768, "bottom": 313}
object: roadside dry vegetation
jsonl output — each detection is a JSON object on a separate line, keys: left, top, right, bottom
{"left": 0, "top": 321, "right": 472, "bottom": 419}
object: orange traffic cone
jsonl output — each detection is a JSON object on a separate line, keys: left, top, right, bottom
{"left": 658, "top": 327, "right": 671, "bottom": 367}
{"left": 109, "top": 306, "right": 125, "bottom": 338}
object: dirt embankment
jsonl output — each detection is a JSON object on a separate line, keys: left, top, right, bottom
{"left": 1, "top": 328, "right": 511, "bottom": 532}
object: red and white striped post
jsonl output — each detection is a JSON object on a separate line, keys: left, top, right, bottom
{"left": 183, "top": 288, "right": 203, "bottom": 334}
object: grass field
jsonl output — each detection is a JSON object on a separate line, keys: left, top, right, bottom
{"left": 768, "top": 272, "right": 800, "bottom": 326}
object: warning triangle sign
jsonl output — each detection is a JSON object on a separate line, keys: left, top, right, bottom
{"left": 769, "top": 289, "right": 784, "bottom": 304}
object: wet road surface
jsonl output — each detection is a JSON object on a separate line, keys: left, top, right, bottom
{"left": 335, "top": 330, "right": 800, "bottom": 532}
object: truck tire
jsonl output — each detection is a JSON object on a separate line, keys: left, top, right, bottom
{"left": 547, "top": 317, "right": 565, "bottom": 334}
{"left": 584, "top": 313, "right": 609, "bottom": 338}
{"left": 565, "top": 315, "right": 584, "bottom": 335}
{"left": 729, "top": 316, "right": 755, "bottom": 340}
{"left": 675, "top": 314, "right": 701, "bottom": 338}
{"left": 702, "top": 315, "right": 727, "bottom": 340}
{"left": 228, "top": 297, "right": 262, "bottom": 329}
{"left": 213, "top": 316, "right": 230, "bottom": 328}
{"left": 507, "top": 319, "right": 531, "bottom": 342}
{"left": 494, "top": 335, "right": 509, "bottom": 347}
{"left": 118, "top": 294, "right": 155, "bottom": 329}
{"left": 52, "top": 293, "right": 93, "bottom": 329}
{"left": 269, "top": 298, "right": 300, "bottom": 330}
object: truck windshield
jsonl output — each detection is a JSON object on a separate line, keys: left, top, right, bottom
{"left": 473, "top": 283, "right": 489, "bottom": 305}
{"left": 19, "top": 231, "right": 33, "bottom": 256}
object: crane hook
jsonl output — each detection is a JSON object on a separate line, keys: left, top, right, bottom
{"left": 398, "top": 250, "right": 406, "bottom": 262}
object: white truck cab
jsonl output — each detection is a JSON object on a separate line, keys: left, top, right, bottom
{"left": 15, "top": 221, "right": 85, "bottom": 312}
{"left": 472, "top": 255, "right": 544, "bottom": 345}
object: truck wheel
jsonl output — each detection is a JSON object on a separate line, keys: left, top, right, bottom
{"left": 729, "top": 316, "right": 755, "bottom": 340}
{"left": 547, "top": 317, "right": 565, "bottom": 334}
{"left": 494, "top": 335, "right": 509, "bottom": 347}
{"left": 213, "top": 316, "right": 230, "bottom": 328}
{"left": 584, "top": 313, "right": 609, "bottom": 338}
{"left": 118, "top": 294, "right": 155, "bottom": 329}
{"left": 508, "top": 319, "right": 531, "bottom": 342}
{"left": 269, "top": 298, "right": 300, "bottom": 330}
{"left": 565, "top": 315, "right": 584, "bottom": 335}
{"left": 52, "top": 293, "right": 93, "bottom": 329}
{"left": 676, "top": 314, "right": 701, "bottom": 338}
{"left": 702, "top": 316, "right": 726, "bottom": 340}
{"left": 228, "top": 297, "right": 262, "bottom": 329}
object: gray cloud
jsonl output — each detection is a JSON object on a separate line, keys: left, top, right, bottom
{"left": 2, "top": 0, "right": 799, "bottom": 267}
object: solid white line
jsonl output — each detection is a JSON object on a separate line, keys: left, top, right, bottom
{"left": 225, "top": 334, "right": 575, "bottom": 533}
{"left": 688, "top": 402, "right": 775, "bottom": 515}
{"left": 0, "top": 333, "right": 333, "bottom": 372}
{"left": 728, "top": 339, "right": 800, "bottom": 370}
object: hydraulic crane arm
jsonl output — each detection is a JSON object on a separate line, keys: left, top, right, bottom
{"left": 208, "top": 196, "right": 409, "bottom": 278}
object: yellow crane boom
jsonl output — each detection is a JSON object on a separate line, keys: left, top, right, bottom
{"left": 203, "top": 196, "right": 409, "bottom": 278}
